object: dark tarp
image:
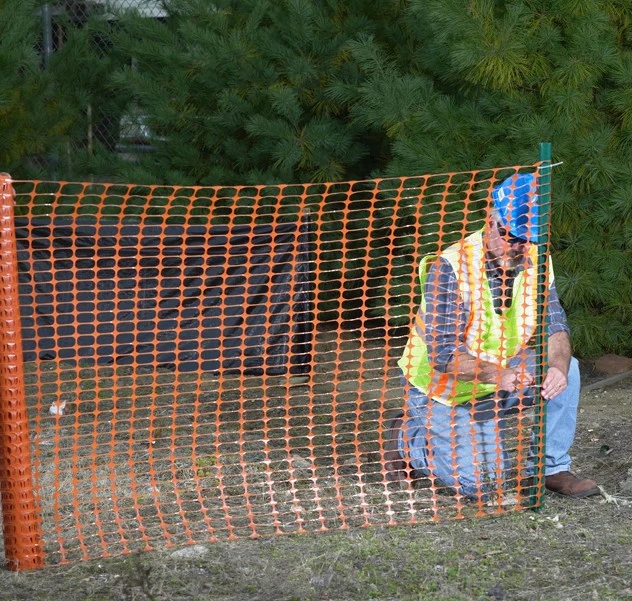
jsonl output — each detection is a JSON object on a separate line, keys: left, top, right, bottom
{"left": 16, "top": 216, "right": 314, "bottom": 376}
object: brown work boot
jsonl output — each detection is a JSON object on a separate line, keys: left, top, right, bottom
{"left": 383, "top": 416, "right": 407, "bottom": 482}
{"left": 545, "top": 471, "right": 600, "bottom": 499}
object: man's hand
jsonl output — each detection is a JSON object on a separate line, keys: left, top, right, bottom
{"left": 498, "top": 367, "right": 535, "bottom": 393}
{"left": 448, "top": 352, "right": 535, "bottom": 392}
{"left": 542, "top": 331, "right": 572, "bottom": 400}
{"left": 541, "top": 366, "right": 568, "bottom": 400}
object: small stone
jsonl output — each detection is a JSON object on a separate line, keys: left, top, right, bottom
{"left": 291, "top": 454, "right": 312, "bottom": 469}
{"left": 488, "top": 584, "right": 505, "bottom": 600}
{"left": 288, "top": 375, "right": 310, "bottom": 386}
{"left": 620, "top": 468, "right": 632, "bottom": 496}
{"left": 309, "top": 572, "right": 334, "bottom": 587}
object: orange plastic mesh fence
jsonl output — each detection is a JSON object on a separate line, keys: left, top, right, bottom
{"left": 0, "top": 166, "right": 550, "bottom": 568}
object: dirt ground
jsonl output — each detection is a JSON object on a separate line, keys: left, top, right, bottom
{"left": 0, "top": 369, "right": 630, "bottom": 601}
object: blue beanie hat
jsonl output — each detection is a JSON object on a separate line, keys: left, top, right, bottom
{"left": 491, "top": 173, "right": 540, "bottom": 243}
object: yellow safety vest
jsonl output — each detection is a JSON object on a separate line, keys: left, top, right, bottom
{"left": 398, "top": 229, "right": 544, "bottom": 406}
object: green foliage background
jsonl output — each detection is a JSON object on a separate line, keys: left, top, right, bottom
{"left": 3, "top": 0, "right": 632, "bottom": 357}
{"left": 0, "top": 0, "right": 72, "bottom": 171}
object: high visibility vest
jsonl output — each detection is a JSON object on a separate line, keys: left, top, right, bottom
{"left": 398, "top": 229, "right": 545, "bottom": 406}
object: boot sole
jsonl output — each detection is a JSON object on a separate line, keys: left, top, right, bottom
{"left": 545, "top": 486, "right": 601, "bottom": 499}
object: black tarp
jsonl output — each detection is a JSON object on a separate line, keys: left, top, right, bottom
{"left": 16, "top": 216, "right": 314, "bottom": 376}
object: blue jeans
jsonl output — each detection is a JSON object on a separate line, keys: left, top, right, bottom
{"left": 397, "top": 355, "right": 581, "bottom": 499}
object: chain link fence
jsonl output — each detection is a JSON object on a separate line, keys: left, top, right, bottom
{"left": 38, "top": 1, "right": 167, "bottom": 179}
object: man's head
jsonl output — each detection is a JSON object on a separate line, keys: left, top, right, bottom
{"left": 486, "top": 173, "right": 539, "bottom": 270}
{"left": 491, "top": 173, "right": 539, "bottom": 242}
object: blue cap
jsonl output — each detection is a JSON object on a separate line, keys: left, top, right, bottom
{"left": 491, "top": 173, "right": 540, "bottom": 243}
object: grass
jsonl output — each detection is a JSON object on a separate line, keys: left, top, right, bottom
{"left": 2, "top": 349, "right": 631, "bottom": 599}
{"left": 18, "top": 331, "right": 541, "bottom": 565}
{"left": 2, "top": 493, "right": 631, "bottom": 601}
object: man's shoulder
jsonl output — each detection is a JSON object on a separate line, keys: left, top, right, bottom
{"left": 425, "top": 255, "right": 457, "bottom": 282}
{"left": 435, "top": 231, "right": 482, "bottom": 263}
{"left": 441, "top": 229, "right": 484, "bottom": 255}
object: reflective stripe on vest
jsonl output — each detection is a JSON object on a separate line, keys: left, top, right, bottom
{"left": 398, "top": 229, "right": 548, "bottom": 406}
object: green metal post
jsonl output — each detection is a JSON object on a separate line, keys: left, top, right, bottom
{"left": 41, "top": 4, "right": 53, "bottom": 69}
{"left": 531, "top": 142, "right": 552, "bottom": 510}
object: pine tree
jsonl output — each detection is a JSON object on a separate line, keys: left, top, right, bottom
{"left": 106, "top": 0, "right": 380, "bottom": 185}
{"left": 8, "top": 0, "right": 631, "bottom": 356}
{"left": 44, "top": 6, "right": 130, "bottom": 178}
{"left": 0, "top": 0, "right": 72, "bottom": 176}
{"left": 340, "top": 0, "right": 632, "bottom": 355}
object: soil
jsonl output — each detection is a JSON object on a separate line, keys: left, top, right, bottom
{"left": 0, "top": 370, "right": 630, "bottom": 601}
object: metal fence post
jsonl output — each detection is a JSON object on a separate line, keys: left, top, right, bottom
{"left": 530, "top": 143, "right": 552, "bottom": 510}
{"left": 41, "top": 4, "right": 53, "bottom": 68}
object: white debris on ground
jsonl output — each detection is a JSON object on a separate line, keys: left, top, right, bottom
{"left": 486, "top": 493, "right": 518, "bottom": 508}
{"left": 170, "top": 544, "right": 210, "bottom": 559}
{"left": 598, "top": 486, "right": 632, "bottom": 507}
{"left": 528, "top": 514, "right": 564, "bottom": 529}
{"left": 48, "top": 400, "right": 67, "bottom": 416}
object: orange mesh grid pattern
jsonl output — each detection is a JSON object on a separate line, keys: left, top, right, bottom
{"left": 0, "top": 166, "right": 550, "bottom": 568}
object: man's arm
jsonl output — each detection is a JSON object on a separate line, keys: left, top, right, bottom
{"left": 447, "top": 280, "right": 573, "bottom": 393}
{"left": 422, "top": 257, "right": 467, "bottom": 371}
{"left": 452, "top": 329, "right": 571, "bottom": 398}
{"left": 446, "top": 351, "right": 534, "bottom": 392}
{"left": 455, "top": 274, "right": 573, "bottom": 394}
{"left": 540, "top": 280, "right": 573, "bottom": 399}
{"left": 424, "top": 258, "right": 532, "bottom": 393}
{"left": 547, "top": 330, "right": 572, "bottom": 374}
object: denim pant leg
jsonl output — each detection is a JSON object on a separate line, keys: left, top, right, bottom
{"left": 536, "top": 356, "right": 580, "bottom": 476}
{"left": 400, "top": 383, "right": 508, "bottom": 499}
{"left": 499, "top": 354, "right": 581, "bottom": 476}
{"left": 398, "top": 356, "right": 581, "bottom": 497}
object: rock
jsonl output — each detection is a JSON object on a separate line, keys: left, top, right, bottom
{"left": 594, "top": 354, "right": 632, "bottom": 376}
{"left": 291, "top": 454, "right": 312, "bottom": 469}
{"left": 620, "top": 468, "right": 632, "bottom": 497}
{"left": 487, "top": 584, "right": 505, "bottom": 600}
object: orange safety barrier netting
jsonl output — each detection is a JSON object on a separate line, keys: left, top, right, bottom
{"left": 0, "top": 165, "right": 551, "bottom": 569}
